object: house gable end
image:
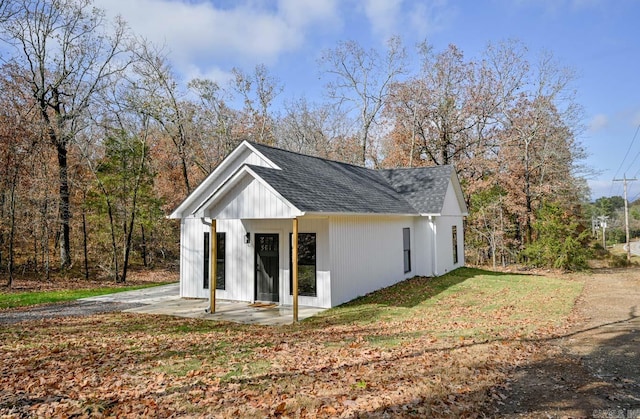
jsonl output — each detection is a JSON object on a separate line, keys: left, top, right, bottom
{"left": 203, "top": 167, "right": 302, "bottom": 220}
{"left": 169, "top": 141, "right": 279, "bottom": 219}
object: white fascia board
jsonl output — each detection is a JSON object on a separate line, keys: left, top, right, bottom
{"left": 450, "top": 171, "right": 469, "bottom": 216}
{"left": 303, "top": 211, "right": 419, "bottom": 217}
{"left": 194, "top": 165, "right": 303, "bottom": 218}
{"left": 169, "top": 140, "right": 279, "bottom": 219}
{"left": 242, "top": 142, "right": 282, "bottom": 171}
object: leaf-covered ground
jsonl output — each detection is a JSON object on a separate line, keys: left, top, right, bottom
{"left": 0, "top": 268, "right": 583, "bottom": 418}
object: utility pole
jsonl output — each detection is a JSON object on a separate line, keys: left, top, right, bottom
{"left": 613, "top": 175, "right": 637, "bottom": 262}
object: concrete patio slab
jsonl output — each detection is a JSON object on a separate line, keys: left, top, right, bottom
{"left": 81, "top": 284, "right": 325, "bottom": 325}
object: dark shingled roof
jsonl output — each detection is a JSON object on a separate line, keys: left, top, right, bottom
{"left": 248, "top": 142, "right": 454, "bottom": 215}
{"left": 378, "top": 165, "right": 454, "bottom": 214}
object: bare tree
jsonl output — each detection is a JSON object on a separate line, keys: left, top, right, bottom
{"left": 189, "top": 78, "right": 241, "bottom": 173}
{"left": 232, "top": 64, "right": 282, "bottom": 144}
{"left": 0, "top": 0, "right": 132, "bottom": 268}
{"left": 131, "top": 41, "right": 196, "bottom": 194}
{"left": 320, "top": 36, "right": 407, "bottom": 166}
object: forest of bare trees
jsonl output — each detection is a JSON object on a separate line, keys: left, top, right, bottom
{"left": 0, "top": 0, "right": 592, "bottom": 286}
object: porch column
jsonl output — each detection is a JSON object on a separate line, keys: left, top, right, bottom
{"left": 292, "top": 217, "right": 299, "bottom": 322}
{"left": 210, "top": 219, "right": 217, "bottom": 313}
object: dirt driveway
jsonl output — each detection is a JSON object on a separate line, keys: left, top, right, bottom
{"left": 495, "top": 268, "right": 640, "bottom": 418}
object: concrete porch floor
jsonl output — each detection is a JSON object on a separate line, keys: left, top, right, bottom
{"left": 81, "top": 283, "right": 326, "bottom": 326}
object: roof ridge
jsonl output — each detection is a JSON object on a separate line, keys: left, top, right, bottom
{"left": 247, "top": 141, "right": 378, "bottom": 172}
{"left": 379, "top": 164, "right": 453, "bottom": 172}
{"left": 248, "top": 141, "right": 455, "bottom": 175}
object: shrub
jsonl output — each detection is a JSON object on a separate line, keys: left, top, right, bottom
{"left": 522, "top": 202, "right": 592, "bottom": 271}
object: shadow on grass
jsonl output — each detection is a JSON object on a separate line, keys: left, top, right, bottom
{"left": 305, "top": 267, "right": 522, "bottom": 327}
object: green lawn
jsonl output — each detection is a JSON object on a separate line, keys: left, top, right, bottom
{"left": 0, "top": 268, "right": 583, "bottom": 418}
{"left": 0, "top": 282, "right": 172, "bottom": 309}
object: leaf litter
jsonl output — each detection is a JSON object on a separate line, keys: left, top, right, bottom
{"left": 0, "top": 269, "right": 587, "bottom": 418}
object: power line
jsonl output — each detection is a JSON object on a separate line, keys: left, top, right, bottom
{"left": 613, "top": 123, "right": 640, "bottom": 179}
{"left": 609, "top": 124, "right": 640, "bottom": 196}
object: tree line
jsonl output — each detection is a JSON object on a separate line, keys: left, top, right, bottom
{"left": 0, "top": 0, "right": 590, "bottom": 286}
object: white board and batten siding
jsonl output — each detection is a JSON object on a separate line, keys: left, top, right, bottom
{"left": 179, "top": 216, "right": 332, "bottom": 308}
{"left": 434, "top": 182, "right": 466, "bottom": 275}
{"left": 206, "top": 175, "right": 299, "bottom": 220}
{"left": 328, "top": 215, "right": 421, "bottom": 307}
{"left": 179, "top": 217, "right": 209, "bottom": 299}
{"left": 413, "top": 218, "right": 432, "bottom": 277}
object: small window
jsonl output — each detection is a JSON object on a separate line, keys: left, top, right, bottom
{"left": 403, "top": 228, "right": 411, "bottom": 273}
{"left": 216, "top": 232, "right": 226, "bottom": 290}
{"left": 203, "top": 232, "right": 210, "bottom": 289}
{"left": 289, "top": 233, "right": 317, "bottom": 297}
{"left": 452, "top": 225, "right": 459, "bottom": 264}
{"left": 204, "top": 231, "right": 226, "bottom": 290}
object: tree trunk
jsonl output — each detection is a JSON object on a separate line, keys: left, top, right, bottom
{"left": 121, "top": 141, "right": 146, "bottom": 283}
{"left": 6, "top": 168, "right": 18, "bottom": 288}
{"left": 141, "top": 224, "right": 148, "bottom": 268}
{"left": 56, "top": 142, "right": 71, "bottom": 269}
{"left": 106, "top": 200, "right": 119, "bottom": 282}
{"left": 82, "top": 209, "right": 89, "bottom": 280}
{"left": 524, "top": 138, "right": 533, "bottom": 244}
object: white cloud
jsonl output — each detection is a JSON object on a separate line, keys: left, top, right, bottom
{"left": 506, "top": 0, "right": 604, "bottom": 16}
{"left": 279, "top": 0, "right": 339, "bottom": 29}
{"left": 363, "top": 0, "right": 402, "bottom": 39}
{"left": 95, "top": 0, "right": 340, "bottom": 82}
{"left": 588, "top": 113, "right": 609, "bottom": 132}
{"left": 360, "top": 0, "right": 454, "bottom": 42}
{"left": 408, "top": 0, "right": 455, "bottom": 39}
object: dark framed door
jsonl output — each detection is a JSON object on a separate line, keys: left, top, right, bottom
{"left": 255, "top": 234, "right": 279, "bottom": 302}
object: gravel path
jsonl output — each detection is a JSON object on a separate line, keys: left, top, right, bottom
{"left": 0, "top": 301, "right": 147, "bottom": 325}
{"left": 494, "top": 268, "right": 640, "bottom": 418}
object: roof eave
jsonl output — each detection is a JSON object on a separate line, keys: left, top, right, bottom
{"left": 303, "top": 211, "right": 419, "bottom": 217}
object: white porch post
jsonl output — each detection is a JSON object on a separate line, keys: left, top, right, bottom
{"left": 292, "top": 217, "right": 299, "bottom": 322}
{"left": 209, "top": 219, "right": 217, "bottom": 313}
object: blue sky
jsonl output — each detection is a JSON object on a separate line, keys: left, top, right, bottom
{"left": 96, "top": 0, "right": 640, "bottom": 201}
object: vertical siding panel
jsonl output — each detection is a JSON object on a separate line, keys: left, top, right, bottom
{"left": 180, "top": 217, "right": 208, "bottom": 299}
{"left": 330, "top": 215, "right": 418, "bottom": 306}
{"left": 434, "top": 216, "right": 464, "bottom": 275}
{"left": 413, "top": 218, "right": 430, "bottom": 276}
{"left": 214, "top": 179, "right": 296, "bottom": 220}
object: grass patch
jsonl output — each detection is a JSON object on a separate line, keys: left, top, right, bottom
{"left": 0, "top": 282, "right": 172, "bottom": 309}
{"left": 0, "top": 267, "right": 586, "bottom": 418}
{"left": 155, "top": 358, "right": 203, "bottom": 377}
{"left": 310, "top": 267, "right": 579, "bottom": 326}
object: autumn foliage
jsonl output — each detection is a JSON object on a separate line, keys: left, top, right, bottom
{"left": 0, "top": 0, "right": 590, "bottom": 285}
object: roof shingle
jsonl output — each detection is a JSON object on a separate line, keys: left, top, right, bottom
{"left": 248, "top": 142, "right": 454, "bottom": 215}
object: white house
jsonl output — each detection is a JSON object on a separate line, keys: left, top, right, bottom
{"left": 169, "top": 141, "right": 468, "bottom": 310}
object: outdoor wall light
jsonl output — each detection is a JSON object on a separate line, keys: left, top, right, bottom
{"left": 245, "top": 232, "right": 251, "bottom": 244}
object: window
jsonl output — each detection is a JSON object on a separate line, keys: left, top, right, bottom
{"left": 216, "top": 233, "right": 226, "bottom": 290}
{"left": 403, "top": 228, "right": 411, "bottom": 273}
{"left": 289, "top": 233, "right": 317, "bottom": 297}
{"left": 204, "top": 231, "right": 226, "bottom": 290}
{"left": 452, "top": 225, "right": 459, "bottom": 264}
{"left": 203, "top": 232, "right": 210, "bottom": 289}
